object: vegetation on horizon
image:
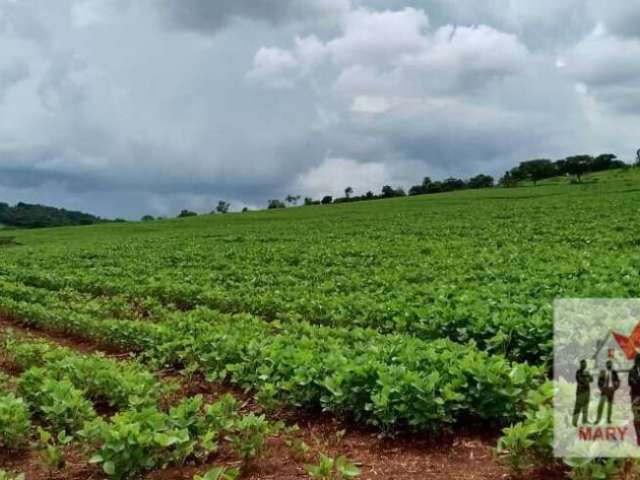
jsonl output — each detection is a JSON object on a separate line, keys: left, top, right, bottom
{"left": 0, "top": 202, "right": 105, "bottom": 229}
{"left": 190, "top": 151, "right": 634, "bottom": 218}
{"left": 1, "top": 152, "right": 632, "bottom": 227}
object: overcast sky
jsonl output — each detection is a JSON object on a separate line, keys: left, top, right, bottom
{"left": 0, "top": 0, "right": 639, "bottom": 218}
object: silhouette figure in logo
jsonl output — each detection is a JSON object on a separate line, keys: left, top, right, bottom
{"left": 572, "top": 359, "right": 593, "bottom": 426}
{"left": 595, "top": 360, "right": 620, "bottom": 424}
{"left": 629, "top": 354, "right": 640, "bottom": 444}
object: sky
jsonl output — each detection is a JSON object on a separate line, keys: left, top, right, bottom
{"left": 0, "top": 0, "right": 639, "bottom": 218}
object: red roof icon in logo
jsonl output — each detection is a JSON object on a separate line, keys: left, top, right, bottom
{"left": 612, "top": 321, "right": 640, "bottom": 360}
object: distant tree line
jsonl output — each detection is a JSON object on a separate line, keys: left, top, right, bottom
{"left": 279, "top": 152, "right": 630, "bottom": 209}
{"left": 286, "top": 174, "right": 494, "bottom": 209}
{"left": 4, "top": 152, "right": 632, "bottom": 228}
{"left": 499, "top": 153, "right": 626, "bottom": 186}
{"left": 166, "top": 151, "right": 634, "bottom": 219}
{"left": 0, "top": 202, "right": 105, "bottom": 229}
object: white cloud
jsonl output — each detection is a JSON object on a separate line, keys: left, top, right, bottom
{"left": 247, "top": 47, "right": 298, "bottom": 88}
{"left": 350, "top": 95, "right": 419, "bottom": 114}
{"left": 292, "top": 157, "right": 396, "bottom": 198}
{"left": 351, "top": 95, "right": 393, "bottom": 114}
{"left": 247, "top": 35, "right": 326, "bottom": 88}
{"left": 562, "top": 29, "right": 640, "bottom": 87}
{"left": 249, "top": 8, "right": 529, "bottom": 98}
{"left": 333, "top": 64, "right": 401, "bottom": 96}
{"left": 71, "top": 0, "right": 109, "bottom": 28}
{"left": 399, "top": 25, "right": 528, "bottom": 76}
{"left": 328, "top": 7, "right": 429, "bottom": 65}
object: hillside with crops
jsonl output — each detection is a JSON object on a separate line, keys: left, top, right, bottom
{"left": 1, "top": 168, "right": 640, "bottom": 479}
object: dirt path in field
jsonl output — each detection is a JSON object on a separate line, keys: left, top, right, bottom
{"left": 0, "top": 315, "right": 562, "bottom": 480}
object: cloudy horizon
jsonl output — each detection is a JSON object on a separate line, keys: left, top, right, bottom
{"left": 0, "top": 0, "right": 639, "bottom": 218}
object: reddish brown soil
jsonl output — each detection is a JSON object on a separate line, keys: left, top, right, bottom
{"left": 0, "top": 447, "right": 101, "bottom": 480}
{"left": 0, "top": 316, "right": 564, "bottom": 480}
{"left": 148, "top": 428, "right": 508, "bottom": 480}
{"left": 0, "top": 314, "right": 130, "bottom": 357}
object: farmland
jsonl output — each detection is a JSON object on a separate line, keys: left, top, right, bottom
{"left": 1, "top": 168, "right": 640, "bottom": 478}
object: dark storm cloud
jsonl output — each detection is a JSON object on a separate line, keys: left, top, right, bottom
{"left": 0, "top": 1, "right": 50, "bottom": 44}
{"left": 0, "top": 145, "right": 111, "bottom": 192}
{"left": 0, "top": 166, "right": 103, "bottom": 192}
{"left": 0, "top": 0, "right": 639, "bottom": 218}
{"left": 594, "top": 3, "right": 640, "bottom": 39}
{"left": 157, "top": 0, "right": 349, "bottom": 33}
{"left": 0, "top": 60, "right": 29, "bottom": 98}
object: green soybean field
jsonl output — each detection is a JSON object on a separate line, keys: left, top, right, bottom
{"left": 2, "top": 168, "right": 640, "bottom": 479}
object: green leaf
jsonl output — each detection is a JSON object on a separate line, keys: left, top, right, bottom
{"left": 103, "top": 461, "right": 116, "bottom": 475}
{"left": 336, "top": 456, "right": 361, "bottom": 478}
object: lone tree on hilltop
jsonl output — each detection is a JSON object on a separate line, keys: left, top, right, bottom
{"left": 592, "top": 154, "right": 617, "bottom": 171}
{"left": 519, "top": 159, "right": 556, "bottom": 185}
{"left": 381, "top": 185, "right": 395, "bottom": 198}
{"left": 216, "top": 201, "right": 231, "bottom": 214}
{"left": 178, "top": 210, "right": 197, "bottom": 218}
{"left": 564, "top": 155, "right": 592, "bottom": 183}
{"left": 499, "top": 171, "right": 518, "bottom": 187}
{"left": 442, "top": 178, "right": 465, "bottom": 191}
{"left": 285, "top": 195, "right": 300, "bottom": 206}
{"left": 267, "top": 199, "right": 285, "bottom": 209}
{"left": 344, "top": 186, "right": 353, "bottom": 198}
{"left": 468, "top": 174, "right": 494, "bottom": 189}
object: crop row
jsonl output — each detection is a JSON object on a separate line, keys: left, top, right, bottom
{"left": 0, "top": 279, "right": 543, "bottom": 433}
{"left": 0, "top": 264, "right": 555, "bottom": 365}
{"left": 0, "top": 278, "right": 173, "bottom": 323}
{"left": 0, "top": 378, "right": 30, "bottom": 451}
{"left": 0, "top": 334, "right": 283, "bottom": 479}
{"left": 1, "top": 331, "right": 166, "bottom": 410}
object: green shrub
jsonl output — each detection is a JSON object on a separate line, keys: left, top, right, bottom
{"left": 2, "top": 332, "right": 163, "bottom": 410}
{"left": 0, "top": 393, "right": 30, "bottom": 449}
{"left": 496, "top": 381, "right": 555, "bottom": 475}
{"left": 225, "top": 413, "right": 282, "bottom": 462}
{"left": 18, "top": 368, "right": 96, "bottom": 434}
{"left": 83, "top": 396, "right": 234, "bottom": 479}
{"left": 84, "top": 408, "right": 172, "bottom": 479}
